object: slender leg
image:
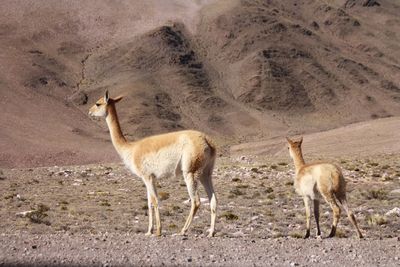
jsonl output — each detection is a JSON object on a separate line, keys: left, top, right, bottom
{"left": 200, "top": 171, "right": 217, "bottom": 237}
{"left": 324, "top": 194, "right": 341, "bottom": 238}
{"left": 145, "top": 189, "right": 153, "bottom": 236}
{"left": 313, "top": 199, "right": 321, "bottom": 237}
{"left": 303, "top": 196, "right": 311, "bottom": 239}
{"left": 180, "top": 172, "right": 200, "bottom": 235}
{"left": 146, "top": 177, "right": 162, "bottom": 236}
{"left": 341, "top": 198, "right": 363, "bottom": 238}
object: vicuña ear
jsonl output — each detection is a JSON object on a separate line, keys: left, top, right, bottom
{"left": 299, "top": 136, "right": 303, "bottom": 144}
{"left": 104, "top": 90, "right": 110, "bottom": 103}
{"left": 113, "top": 95, "right": 123, "bottom": 103}
{"left": 286, "top": 137, "right": 293, "bottom": 143}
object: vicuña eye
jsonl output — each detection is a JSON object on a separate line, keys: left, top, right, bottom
{"left": 96, "top": 103, "right": 100, "bottom": 107}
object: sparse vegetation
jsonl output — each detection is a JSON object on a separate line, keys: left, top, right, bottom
{"left": 168, "top": 223, "right": 178, "bottom": 229}
{"left": 230, "top": 188, "right": 245, "bottom": 196}
{"left": 289, "top": 232, "right": 303, "bottom": 239}
{"left": 266, "top": 193, "right": 276, "bottom": 200}
{"left": 26, "top": 204, "right": 51, "bottom": 225}
{"left": 1, "top": 155, "right": 399, "bottom": 242}
{"left": 99, "top": 200, "right": 111, "bottom": 207}
{"left": 251, "top": 167, "right": 262, "bottom": 174}
{"left": 367, "top": 214, "right": 388, "bottom": 226}
{"left": 363, "top": 189, "right": 388, "bottom": 200}
{"left": 221, "top": 211, "right": 239, "bottom": 221}
{"left": 335, "top": 229, "right": 347, "bottom": 238}
{"left": 265, "top": 187, "right": 274, "bottom": 193}
{"left": 158, "top": 191, "right": 170, "bottom": 201}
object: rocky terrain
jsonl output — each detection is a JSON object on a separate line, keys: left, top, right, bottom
{"left": 1, "top": 0, "right": 400, "bottom": 266}
{"left": 1, "top": 0, "right": 400, "bottom": 167}
{"left": 1, "top": 154, "right": 399, "bottom": 265}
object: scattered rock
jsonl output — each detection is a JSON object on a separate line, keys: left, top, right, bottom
{"left": 385, "top": 207, "right": 400, "bottom": 217}
{"left": 16, "top": 210, "right": 36, "bottom": 218}
{"left": 389, "top": 189, "right": 400, "bottom": 195}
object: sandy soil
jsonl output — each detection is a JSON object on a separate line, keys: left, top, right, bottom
{"left": 1, "top": 234, "right": 399, "bottom": 266}
{"left": 1, "top": 154, "right": 399, "bottom": 266}
{"left": 1, "top": 1, "right": 400, "bottom": 266}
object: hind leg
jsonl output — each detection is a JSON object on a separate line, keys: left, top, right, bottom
{"left": 323, "top": 193, "right": 341, "bottom": 238}
{"left": 145, "top": 189, "right": 154, "bottom": 236}
{"left": 200, "top": 171, "right": 217, "bottom": 237}
{"left": 313, "top": 199, "right": 321, "bottom": 237}
{"left": 180, "top": 172, "right": 200, "bottom": 235}
{"left": 303, "top": 196, "right": 311, "bottom": 239}
{"left": 341, "top": 197, "right": 364, "bottom": 238}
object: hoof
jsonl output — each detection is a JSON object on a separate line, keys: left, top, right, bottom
{"left": 316, "top": 235, "right": 322, "bottom": 239}
{"left": 179, "top": 231, "right": 187, "bottom": 236}
{"left": 303, "top": 230, "right": 310, "bottom": 239}
{"left": 145, "top": 232, "right": 152, "bottom": 236}
{"left": 327, "top": 226, "right": 336, "bottom": 238}
{"left": 206, "top": 228, "right": 215, "bottom": 238}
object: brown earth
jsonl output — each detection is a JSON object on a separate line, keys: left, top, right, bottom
{"left": 0, "top": 155, "right": 399, "bottom": 266}
{"left": 1, "top": 0, "right": 400, "bottom": 168}
{"left": 1, "top": 1, "right": 400, "bottom": 266}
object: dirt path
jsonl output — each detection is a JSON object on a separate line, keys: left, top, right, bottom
{"left": 0, "top": 233, "right": 399, "bottom": 266}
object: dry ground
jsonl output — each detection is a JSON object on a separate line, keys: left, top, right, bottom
{"left": 1, "top": 154, "right": 399, "bottom": 266}
{"left": 1, "top": 0, "right": 400, "bottom": 168}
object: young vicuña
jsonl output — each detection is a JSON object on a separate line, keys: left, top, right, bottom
{"left": 89, "top": 91, "right": 217, "bottom": 237}
{"left": 286, "top": 137, "right": 363, "bottom": 238}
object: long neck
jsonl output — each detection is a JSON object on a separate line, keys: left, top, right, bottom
{"left": 105, "top": 103, "right": 127, "bottom": 154}
{"left": 291, "top": 147, "right": 306, "bottom": 174}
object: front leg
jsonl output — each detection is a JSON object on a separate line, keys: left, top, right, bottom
{"left": 145, "top": 190, "right": 153, "bottom": 236}
{"left": 313, "top": 199, "right": 321, "bottom": 237}
{"left": 303, "top": 196, "right": 311, "bottom": 239}
{"left": 147, "top": 177, "right": 161, "bottom": 236}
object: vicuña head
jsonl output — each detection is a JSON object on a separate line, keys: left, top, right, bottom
{"left": 89, "top": 90, "right": 218, "bottom": 237}
{"left": 286, "top": 136, "right": 363, "bottom": 239}
{"left": 88, "top": 90, "right": 123, "bottom": 118}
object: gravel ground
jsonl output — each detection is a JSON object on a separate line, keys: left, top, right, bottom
{"left": 1, "top": 155, "right": 399, "bottom": 266}
{"left": 1, "top": 233, "right": 399, "bottom": 266}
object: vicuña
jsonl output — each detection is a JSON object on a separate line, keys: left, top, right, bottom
{"left": 89, "top": 91, "right": 217, "bottom": 237}
{"left": 286, "top": 137, "right": 363, "bottom": 238}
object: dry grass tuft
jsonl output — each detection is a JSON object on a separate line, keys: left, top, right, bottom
{"left": 367, "top": 214, "right": 387, "bottom": 226}
{"left": 363, "top": 189, "right": 388, "bottom": 200}
{"left": 158, "top": 191, "right": 170, "bottom": 201}
{"left": 26, "top": 204, "right": 51, "bottom": 225}
{"left": 221, "top": 211, "right": 239, "bottom": 221}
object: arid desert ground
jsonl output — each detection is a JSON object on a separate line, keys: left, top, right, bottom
{"left": 0, "top": 0, "right": 399, "bottom": 266}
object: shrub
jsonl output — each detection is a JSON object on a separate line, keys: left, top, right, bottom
{"left": 221, "top": 211, "right": 239, "bottom": 220}
{"left": 158, "top": 192, "right": 170, "bottom": 201}
{"left": 367, "top": 214, "right": 387, "bottom": 226}
{"left": 27, "top": 204, "right": 50, "bottom": 225}
{"left": 363, "top": 189, "right": 388, "bottom": 200}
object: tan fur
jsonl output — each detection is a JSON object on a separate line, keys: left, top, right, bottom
{"left": 89, "top": 91, "right": 217, "bottom": 237}
{"left": 286, "top": 137, "right": 363, "bottom": 238}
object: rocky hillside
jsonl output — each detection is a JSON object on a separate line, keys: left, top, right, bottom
{"left": 0, "top": 0, "right": 399, "bottom": 167}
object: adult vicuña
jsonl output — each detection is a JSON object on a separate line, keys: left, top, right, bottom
{"left": 89, "top": 91, "right": 217, "bottom": 237}
{"left": 286, "top": 137, "right": 363, "bottom": 238}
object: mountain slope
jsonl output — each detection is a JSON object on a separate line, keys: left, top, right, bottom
{"left": 0, "top": 0, "right": 399, "bottom": 168}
